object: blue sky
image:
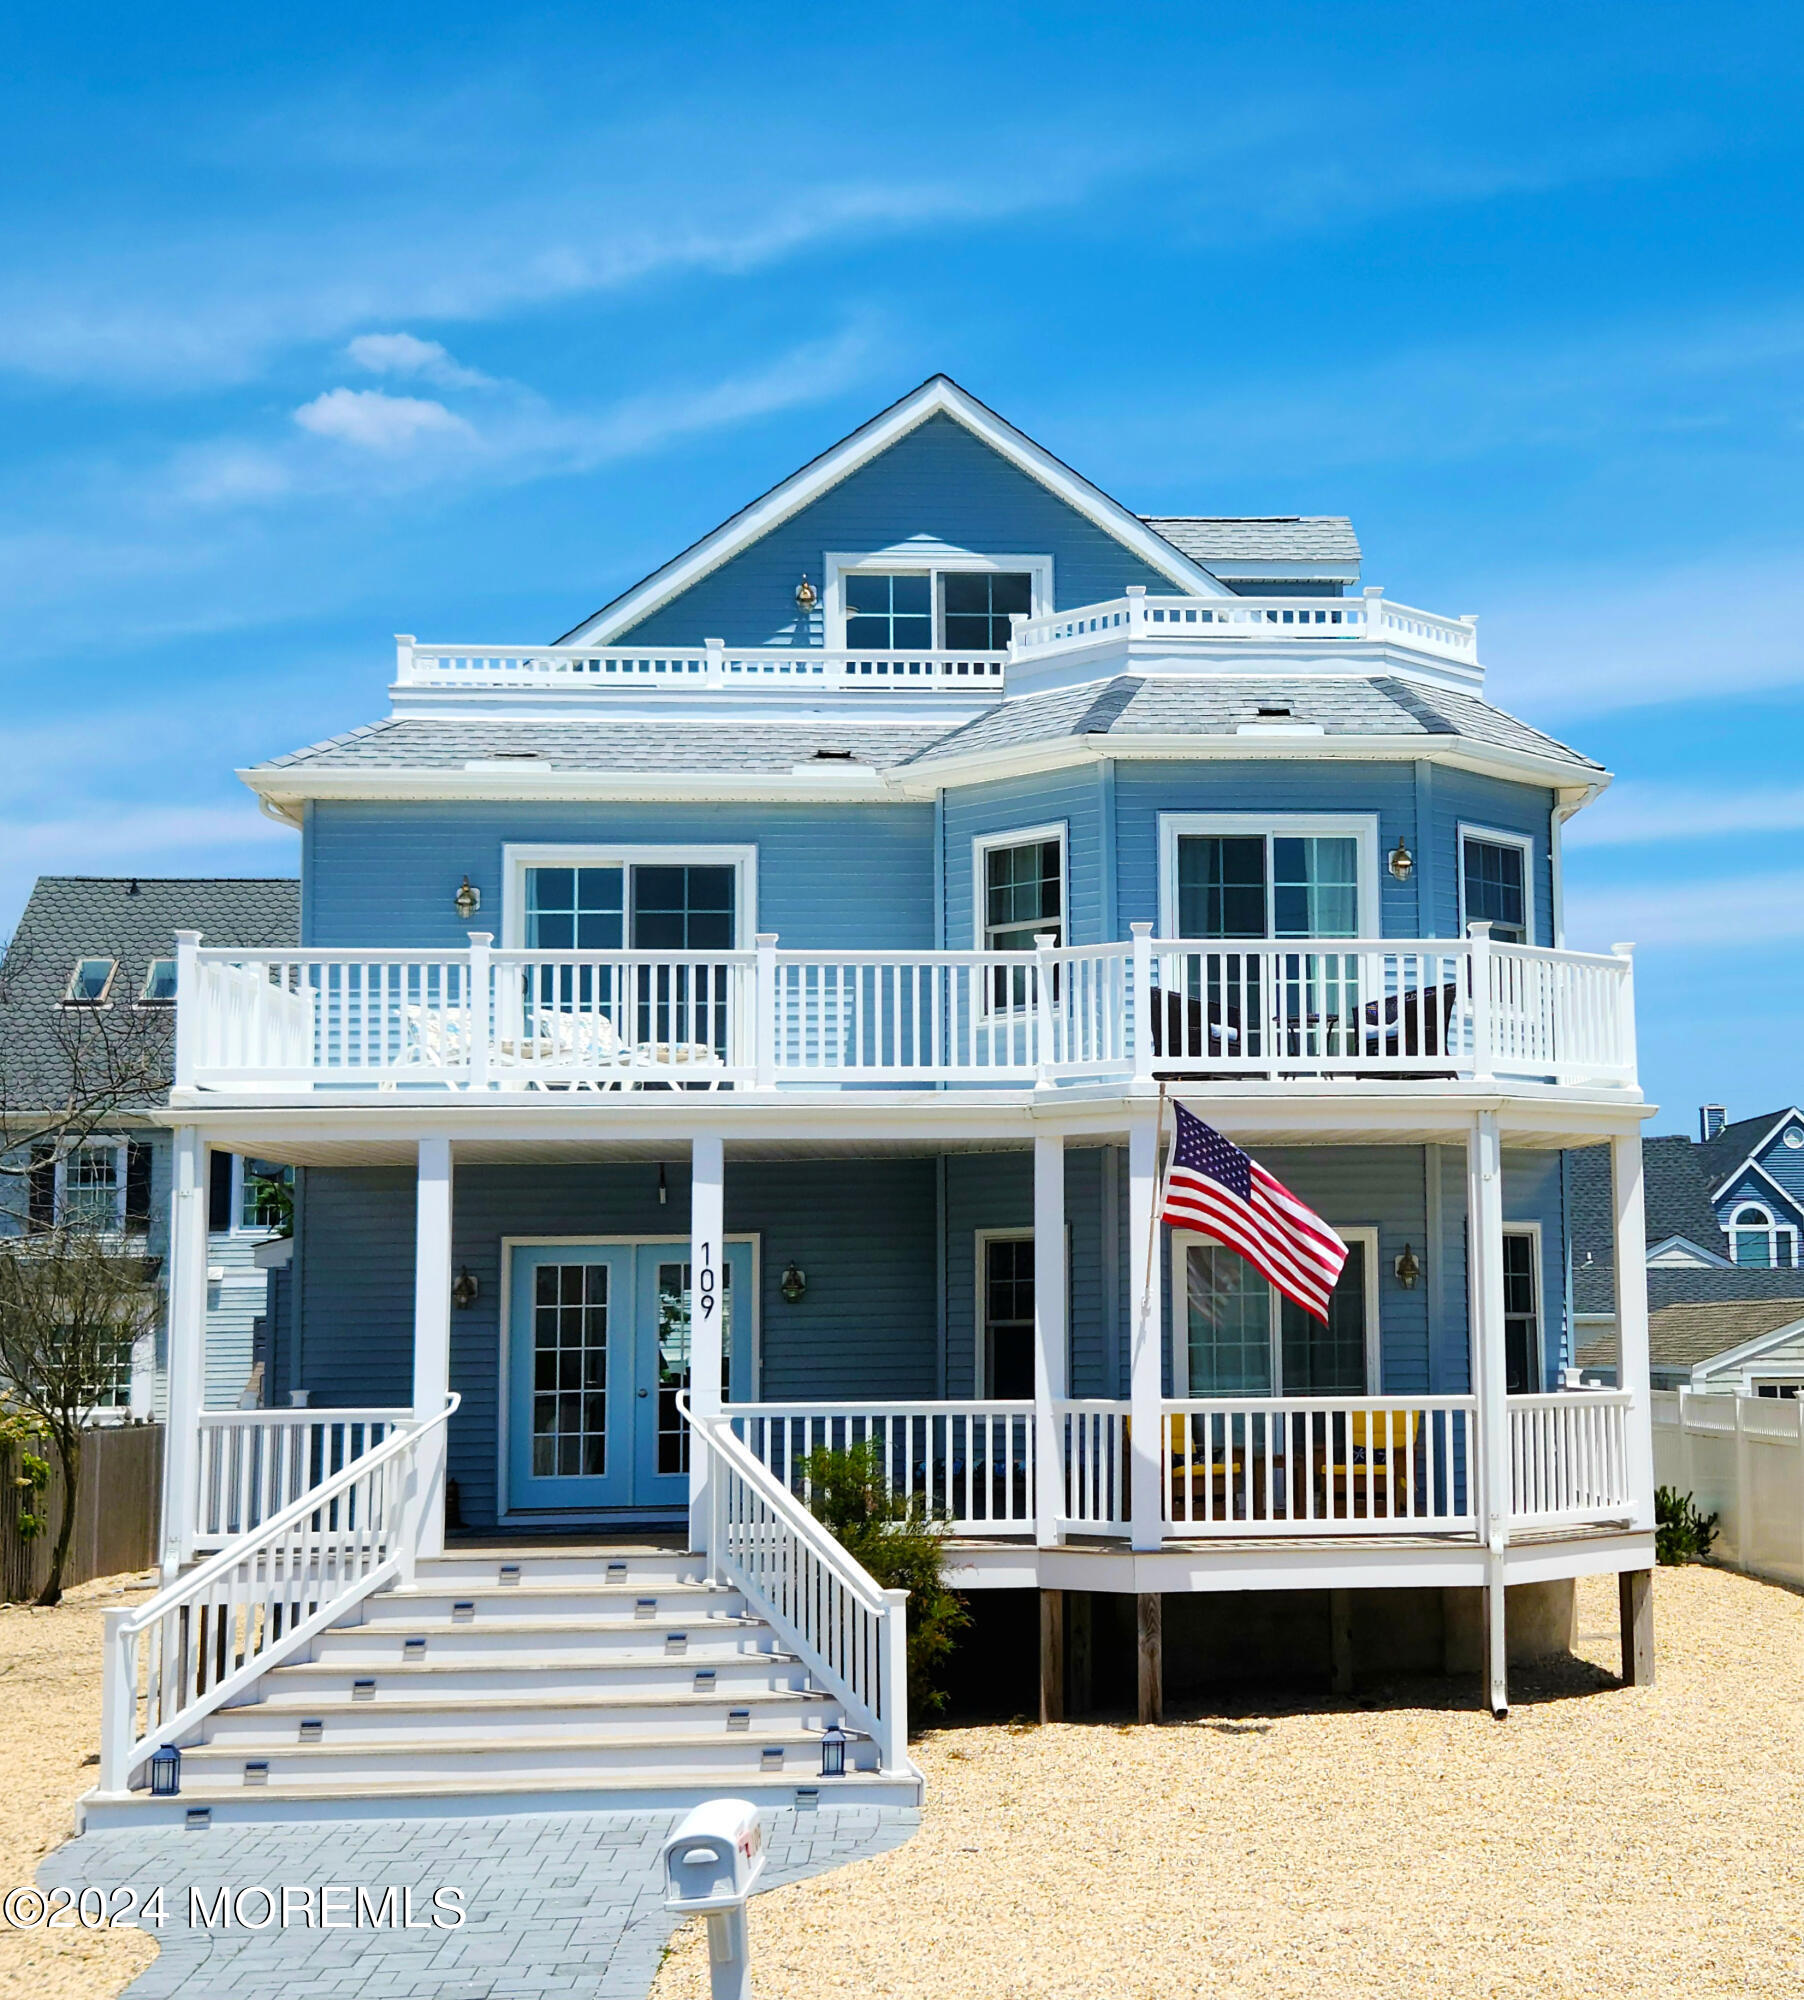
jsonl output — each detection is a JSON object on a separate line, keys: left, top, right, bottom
{"left": 3, "top": 0, "right": 1801, "bottom": 1133}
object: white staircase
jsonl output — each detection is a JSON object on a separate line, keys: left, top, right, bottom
{"left": 83, "top": 1546, "right": 921, "bottom": 1829}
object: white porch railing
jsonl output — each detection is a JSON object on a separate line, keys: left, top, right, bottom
{"left": 1162, "top": 1397, "right": 1480, "bottom": 1536}
{"left": 687, "top": 1400, "right": 908, "bottom": 1773}
{"left": 176, "top": 928, "right": 1636, "bottom": 1093}
{"left": 1507, "top": 1390, "right": 1634, "bottom": 1526}
{"left": 100, "top": 1396, "right": 458, "bottom": 1795}
{"left": 1059, "top": 1399, "right": 1129, "bottom": 1532}
{"left": 195, "top": 1409, "right": 410, "bottom": 1545}
{"left": 731, "top": 1402, "right": 1036, "bottom": 1536}
{"left": 396, "top": 638, "right": 1007, "bottom": 692}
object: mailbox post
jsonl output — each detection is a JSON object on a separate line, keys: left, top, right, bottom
{"left": 661, "top": 1798, "right": 767, "bottom": 2000}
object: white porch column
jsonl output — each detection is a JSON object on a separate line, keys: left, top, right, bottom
{"left": 1033, "top": 1132, "right": 1067, "bottom": 1547}
{"left": 412, "top": 1137, "right": 454, "bottom": 1564}
{"left": 159, "top": 1126, "right": 209, "bottom": 1577}
{"left": 688, "top": 1135, "right": 726, "bottom": 1556}
{"left": 1128, "top": 1110, "right": 1164, "bottom": 1553}
{"left": 1612, "top": 1130, "right": 1656, "bottom": 1533}
{"left": 1467, "top": 1110, "right": 1510, "bottom": 1718}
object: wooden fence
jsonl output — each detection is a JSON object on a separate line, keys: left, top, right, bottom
{"left": 1, "top": 1423, "right": 163, "bottom": 1602}
{"left": 1652, "top": 1390, "right": 1804, "bottom": 1589}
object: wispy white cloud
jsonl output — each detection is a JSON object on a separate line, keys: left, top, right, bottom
{"left": 0, "top": 803, "right": 292, "bottom": 865}
{"left": 1566, "top": 868, "right": 1804, "bottom": 950}
{"left": 345, "top": 332, "right": 495, "bottom": 390}
{"left": 293, "top": 386, "right": 474, "bottom": 453}
{"left": 1566, "top": 780, "right": 1804, "bottom": 847}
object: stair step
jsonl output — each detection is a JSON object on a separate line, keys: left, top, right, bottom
{"left": 417, "top": 1552, "right": 705, "bottom": 1589}
{"left": 206, "top": 1690, "right": 835, "bottom": 1743}
{"left": 311, "top": 1616, "right": 770, "bottom": 1664}
{"left": 362, "top": 1585, "right": 744, "bottom": 1623}
{"left": 255, "top": 1652, "right": 809, "bottom": 1700}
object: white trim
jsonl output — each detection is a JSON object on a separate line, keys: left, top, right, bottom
{"left": 64, "top": 957, "right": 118, "bottom": 1006}
{"left": 1457, "top": 822, "right": 1536, "bottom": 946}
{"left": 1688, "top": 1311, "right": 1804, "bottom": 1384}
{"left": 1705, "top": 1107, "right": 1804, "bottom": 1204}
{"left": 1170, "top": 1223, "right": 1381, "bottom": 1396}
{"left": 560, "top": 376, "right": 1227, "bottom": 645}
{"left": 227, "top": 1154, "right": 294, "bottom": 1237}
{"left": 1644, "top": 1233, "right": 1731, "bottom": 1270}
{"left": 974, "top": 1227, "right": 1033, "bottom": 1399}
{"left": 501, "top": 843, "right": 759, "bottom": 950}
{"left": 496, "top": 1232, "right": 762, "bottom": 1525}
{"left": 1502, "top": 1220, "right": 1544, "bottom": 1392}
{"left": 824, "top": 548, "right": 1053, "bottom": 651}
{"left": 1714, "top": 1155, "right": 1804, "bottom": 1227}
{"left": 1157, "top": 811, "right": 1380, "bottom": 939}
{"left": 971, "top": 820, "right": 1069, "bottom": 953}
{"left": 1726, "top": 1201, "right": 1800, "bottom": 1271}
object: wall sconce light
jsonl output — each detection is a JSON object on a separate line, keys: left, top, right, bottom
{"left": 1393, "top": 1244, "right": 1421, "bottom": 1290}
{"left": 1387, "top": 839, "right": 1414, "bottom": 882}
{"left": 454, "top": 876, "right": 481, "bottom": 920}
{"left": 779, "top": 1261, "right": 807, "bottom": 1304}
{"left": 451, "top": 1266, "right": 479, "bottom": 1309}
{"left": 794, "top": 574, "right": 819, "bottom": 613}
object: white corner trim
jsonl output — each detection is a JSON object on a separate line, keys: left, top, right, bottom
{"left": 1156, "top": 811, "right": 1381, "bottom": 939}
{"left": 559, "top": 376, "right": 1228, "bottom": 645}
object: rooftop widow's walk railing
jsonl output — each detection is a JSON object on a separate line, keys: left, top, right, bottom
{"left": 173, "top": 925, "right": 1637, "bottom": 1092}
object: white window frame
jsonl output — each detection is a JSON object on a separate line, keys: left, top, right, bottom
{"left": 824, "top": 549, "right": 1053, "bottom": 653}
{"left": 1729, "top": 1202, "right": 1799, "bottom": 1269}
{"left": 1170, "top": 1224, "right": 1381, "bottom": 1396}
{"left": 1158, "top": 813, "right": 1380, "bottom": 941}
{"left": 229, "top": 1156, "right": 294, "bottom": 1237}
{"left": 63, "top": 957, "right": 118, "bottom": 1007}
{"left": 971, "top": 821, "right": 1069, "bottom": 953}
{"left": 502, "top": 844, "right": 759, "bottom": 951}
{"left": 974, "top": 1228, "right": 1034, "bottom": 1400}
{"left": 138, "top": 957, "right": 177, "bottom": 1005}
{"left": 53, "top": 1138, "right": 130, "bottom": 1234}
{"left": 1502, "top": 1221, "right": 1544, "bottom": 1392}
{"left": 1457, "top": 823, "right": 1536, "bottom": 946}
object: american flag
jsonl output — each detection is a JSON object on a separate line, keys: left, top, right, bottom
{"left": 1159, "top": 1103, "right": 1349, "bottom": 1323}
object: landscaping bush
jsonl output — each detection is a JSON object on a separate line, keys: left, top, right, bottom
{"left": 1655, "top": 1485, "right": 1719, "bottom": 1565}
{"left": 798, "top": 1439, "right": 969, "bottom": 1719}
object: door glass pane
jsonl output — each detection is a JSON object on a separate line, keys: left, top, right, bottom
{"left": 1463, "top": 838, "right": 1527, "bottom": 944}
{"left": 1272, "top": 837, "right": 1359, "bottom": 938}
{"left": 1502, "top": 1233, "right": 1539, "bottom": 1393}
{"left": 944, "top": 571, "right": 1032, "bottom": 651}
{"left": 631, "top": 866, "right": 736, "bottom": 951}
{"left": 1279, "top": 1240, "right": 1367, "bottom": 1392}
{"left": 531, "top": 1263, "right": 609, "bottom": 1478}
{"left": 654, "top": 1260, "right": 733, "bottom": 1474}
{"left": 983, "top": 1238, "right": 1035, "bottom": 1398}
{"left": 1176, "top": 836, "right": 1267, "bottom": 939}
{"left": 845, "top": 572, "right": 932, "bottom": 650}
{"left": 1185, "top": 1244, "right": 1273, "bottom": 1395}
{"left": 525, "top": 866, "right": 625, "bottom": 950}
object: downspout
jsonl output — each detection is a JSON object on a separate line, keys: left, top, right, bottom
{"left": 1550, "top": 781, "right": 1605, "bottom": 950}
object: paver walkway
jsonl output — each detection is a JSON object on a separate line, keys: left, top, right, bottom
{"left": 37, "top": 1803, "right": 916, "bottom": 1997}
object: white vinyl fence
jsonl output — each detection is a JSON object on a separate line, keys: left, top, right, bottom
{"left": 1652, "top": 1390, "right": 1804, "bottom": 1589}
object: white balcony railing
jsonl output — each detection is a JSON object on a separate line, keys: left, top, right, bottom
{"left": 396, "top": 638, "right": 1006, "bottom": 691}
{"left": 195, "top": 1408, "right": 409, "bottom": 1544}
{"left": 175, "top": 927, "right": 1636, "bottom": 1094}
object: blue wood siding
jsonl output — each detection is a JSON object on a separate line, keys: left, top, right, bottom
{"left": 941, "top": 771, "right": 1105, "bottom": 948}
{"left": 303, "top": 801, "right": 935, "bottom": 953}
{"left": 1735, "top": 1127, "right": 1804, "bottom": 1215}
{"left": 1716, "top": 1165, "right": 1804, "bottom": 1232}
{"left": 1428, "top": 766, "right": 1557, "bottom": 944}
{"left": 615, "top": 414, "right": 1177, "bottom": 648}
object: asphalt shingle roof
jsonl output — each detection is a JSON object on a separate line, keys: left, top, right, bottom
{"left": 1142, "top": 517, "right": 1362, "bottom": 566}
{"left": 0, "top": 877, "right": 298, "bottom": 1111}
{"left": 1577, "top": 1297, "right": 1804, "bottom": 1376}
{"left": 1697, "top": 1106, "right": 1804, "bottom": 1190}
{"left": 1569, "top": 1137, "right": 1748, "bottom": 1316}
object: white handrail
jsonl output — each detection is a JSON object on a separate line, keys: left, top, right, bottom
{"left": 195, "top": 1408, "right": 410, "bottom": 1543}
{"left": 99, "top": 1395, "right": 459, "bottom": 1795}
{"left": 684, "top": 1395, "right": 908, "bottom": 1774}
{"left": 1507, "top": 1389, "right": 1634, "bottom": 1525}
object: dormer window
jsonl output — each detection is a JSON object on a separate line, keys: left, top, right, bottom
{"left": 140, "top": 958, "right": 177, "bottom": 1003}
{"left": 65, "top": 957, "right": 116, "bottom": 1005}
{"left": 828, "top": 556, "right": 1049, "bottom": 652}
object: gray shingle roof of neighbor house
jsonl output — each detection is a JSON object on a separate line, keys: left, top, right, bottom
{"left": 1576, "top": 1297, "right": 1804, "bottom": 1376}
{"left": 1568, "top": 1136, "right": 1743, "bottom": 1316}
{"left": 1697, "top": 1106, "right": 1804, "bottom": 1190}
{"left": 0, "top": 877, "right": 299, "bottom": 1110}
{"left": 1141, "top": 516, "right": 1363, "bottom": 566}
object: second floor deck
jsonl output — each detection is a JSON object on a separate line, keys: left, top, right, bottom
{"left": 172, "top": 924, "right": 1637, "bottom": 1100}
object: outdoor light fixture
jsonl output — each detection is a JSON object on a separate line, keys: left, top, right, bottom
{"left": 657, "top": 1163, "right": 668, "bottom": 1206}
{"left": 149, "top": 1744, "right": 181, "bottom": 1797}
{"left": 794, "top": 574, "right": 819, "bottom": 612}
{"left": 1387, "top": 839, "right": 1414, "bottom": 881}
{"left": 452, "top": 1266, "right": 479, "bottom": 1309}
{"left": 819, "top": 1724, "right": 847, "bottom": 1778}
{"left": 454, "top": 876, "right": 481, "bottom": 920}
{"left": 779, "top": 1261, "right": 807, "bottom": 1304}
{"left": 1393, "top": 1244, "right": 1421, "bottom": 1290}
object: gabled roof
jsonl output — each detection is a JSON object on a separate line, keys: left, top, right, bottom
{"left": 1569, "top": 1136, "right": 1735, "bottom": 1315}
{"left": 0, "top": 876, "right": 298, "bottom": 1112}
{"left": 1700, "top": 1106, "right": 1804, "bottom": 1199}
{"left": 558, "top": 376, "right": 1230, "bottom": 646}
{"left": 1578, "top": 1298, "right": 1804, "bottom": 1376}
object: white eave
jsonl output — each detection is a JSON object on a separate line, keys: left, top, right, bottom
{"left": 559, "top": 375, "right": 1231, "bottom": 646}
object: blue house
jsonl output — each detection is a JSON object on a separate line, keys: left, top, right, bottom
{"left": 93, "top": 378, "right": 1659, "bottom": 1826}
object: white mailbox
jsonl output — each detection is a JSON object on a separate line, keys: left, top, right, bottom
{"left": 661, "top": 1798, "right": 767, "bottom": 2000}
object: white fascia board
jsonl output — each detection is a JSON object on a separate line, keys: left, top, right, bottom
{"left": 1644, "top": 1234, "right": 1731, "bottom": 1268}
{"left": 1199, "top": 560, "right": 1363, "bottom": 584}
{"left": 1706, "top": 1109, "right": 1804, "bottom": 1203}
{"left": 1690, "top": 1313, "right": 1804, "bottom": 1377}
{"left": 561, "top": 377, "right": 1228, "bottom": 645}
{"left": 1711, "top": 1153, "right": 1804, "bottom": 1222}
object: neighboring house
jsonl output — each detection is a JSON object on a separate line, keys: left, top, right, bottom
{"left": 1569, "top": 1114, "right": 1804, "bottom": 1383}
{"left": 92, "top": 375, "right": 1662, "bottom": 1827}
{"left": 1579, "top": 1300, "right": 1804, "bottom": 1397}
{"left": 0, "top": 876, "right": 299, "bottom": 1414}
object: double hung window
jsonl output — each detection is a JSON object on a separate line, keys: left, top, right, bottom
{"left": 975, "top": 827, "right": 1065, "bottom": 1012}
{"left": 980, "top": 1235, "right": 1035, "bottom": 1399}
{"left": 1459, "top": 829, "right": 1531, "bottom": 944}
{"left": 1502, "top": 1229, "right": 1542, "bottom": 1393}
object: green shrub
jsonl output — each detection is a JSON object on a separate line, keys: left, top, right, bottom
{"left": 798, "top": 1439, "right": 968, "bottom": 1720}
{"left": 1655, "top": 1485, "right": 1719, "bottom": 1565}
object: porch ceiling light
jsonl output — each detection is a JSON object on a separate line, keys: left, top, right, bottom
{"left": 1387, "top": 839, "right": 1414, "bottom": 882}
{"left": 780, "top": 1261, "right": 807, "bottom": 1304}
{"left": 454, "top": 876, "right": 481, "bottom": 920}
{"left": 452, "top": 1266, "right": 479, "bottom": 1309}
{"left": 1393, "top": 1243, "right": 1421, "bottom": 1290}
